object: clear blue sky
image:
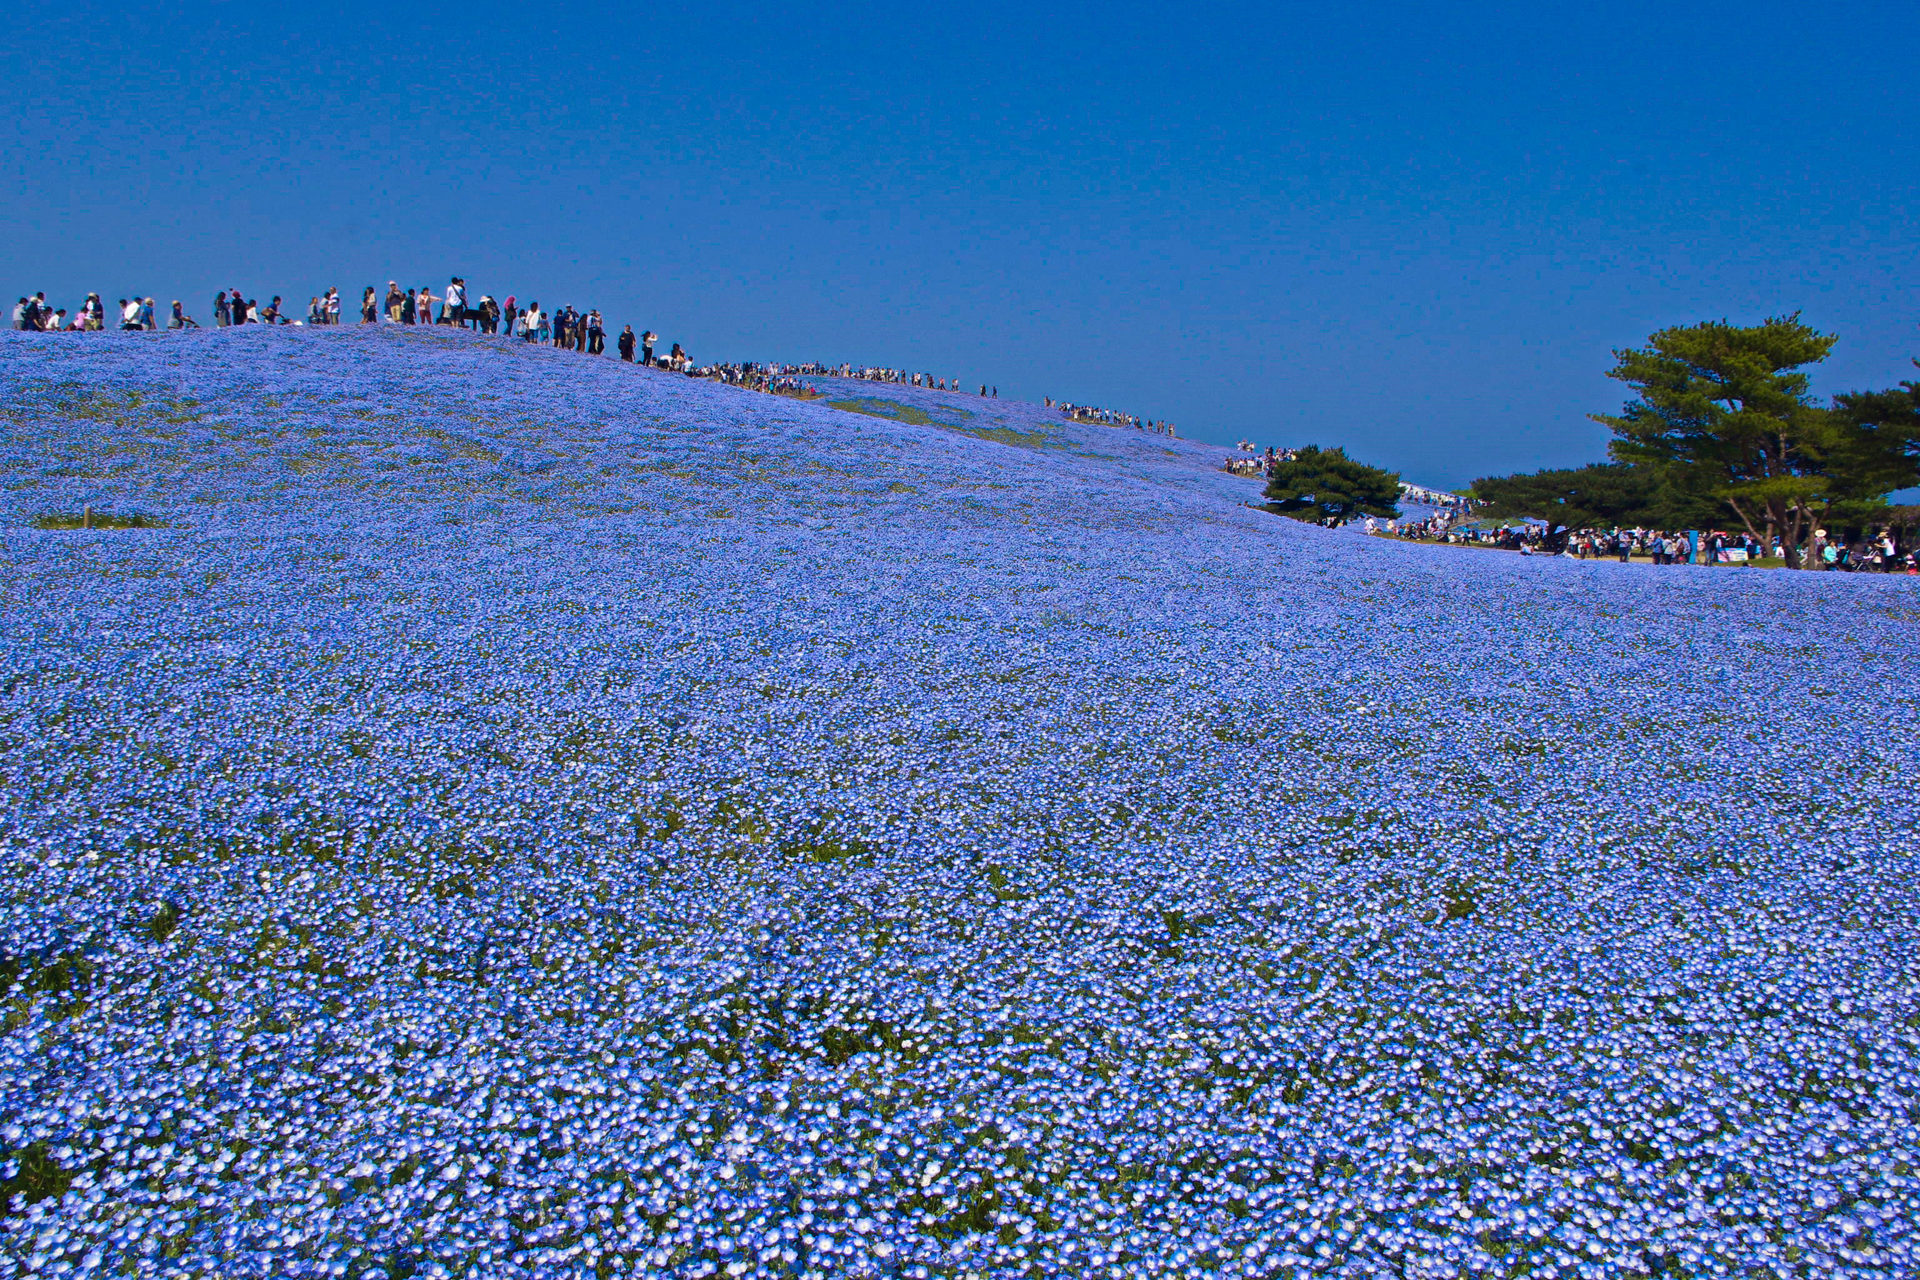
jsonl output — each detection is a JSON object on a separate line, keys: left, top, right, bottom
{"left": 5, "top": 0, "right": 1916, "bottom": 487}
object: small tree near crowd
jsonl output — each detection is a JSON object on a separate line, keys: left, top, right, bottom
{"left": 1264, "top": 446, "right": 1402, "bottom": 524}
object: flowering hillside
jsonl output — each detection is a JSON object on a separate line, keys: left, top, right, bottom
{"left": 0, "top": 327, "right": 1915, "bottom": 1279}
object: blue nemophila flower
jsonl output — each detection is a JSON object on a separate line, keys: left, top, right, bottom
{"left": 0, "top": 326, "right": 1914, "bottom": 1277}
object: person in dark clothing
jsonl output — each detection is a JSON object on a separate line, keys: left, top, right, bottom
{"left": 618, "top": 325, "right": 635, "bottom": 361}
{"left": 214, "top": 291, "right": 229, "bottom": 327}
{"left": 402, "top": 290, "right": 416, "bottom": 325}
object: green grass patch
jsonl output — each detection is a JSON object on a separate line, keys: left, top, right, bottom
{"left": 959, "top": 425, "right": 1052, "bottom": 450}
{"left": 827, "top": 398, "right": 1051, "bottom": 450}
{"left": 827, "top": 398, "right": 942, "bottom": 427}
{"left": 31, "top": 511, "right": 167, "bottom": 530}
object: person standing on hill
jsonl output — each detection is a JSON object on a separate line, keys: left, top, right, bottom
{"left": 417, "top": 284, "right": 436, "bottom": 325}
{"left": 618, "top": 325, "right": 635, "bottom": 361}
{"left": 212, "top": 291, "right": 228, "bottom": 327}
{"left": 361, "top": 287, "right": 377, "bottom": 323}
{"left": 443, "top": 277, "right": 464, "bottom": 327}
{"left": 641, "top": 330, "right": 656, "bottom": 366}
{"left": 585, "top": 310, "right": 603, "bottom": 354}
{"left": 385, "top": 283, "right": 403, "bottom": 322}
{"left": 501, "top": 296, "right": 518, "bottom": 336}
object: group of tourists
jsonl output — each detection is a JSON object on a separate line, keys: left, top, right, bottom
{"left": 826, "top": 366, "right": 974, "bottom": 391}
{"left": 11, "top": 278, "right": 684, "bottom": 368}
{"left": 1050, "top": 399, "right": 1177, "bottom": 436}
{"left": 692, "top": 362, "right": 819, "bottom": 397}
{"left": 1222, "top": 445, "right": 1302, "bottom": 476}
{"left": 1384, "top": 513, "right": 1917, "bottom": 572}
{"left": 14, "top": 275, "right": 1213, "bottom": 430}
{"left": 12, "top": 293, "right": 202, "bottom": 332}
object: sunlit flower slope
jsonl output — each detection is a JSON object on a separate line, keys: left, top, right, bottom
{"left": 0, "top": 326, "right": 1915, "bottom": 1280}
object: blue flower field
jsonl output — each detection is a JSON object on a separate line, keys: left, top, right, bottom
{"left": 0, "top": 326, "right": 1914, "bottom": 1279}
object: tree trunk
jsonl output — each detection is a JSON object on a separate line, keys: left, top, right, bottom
{"left": 1771, "top": 500, "right": 1806, "bottom": 569}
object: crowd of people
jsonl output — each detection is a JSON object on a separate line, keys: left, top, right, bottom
{"left": 1050, "top": 399, "right": 1177, "bottom": 436}
{"left": 822, "top": 366, "right": 977, "bottom": 391}
{"left": 1221, "top": 445, "right": 1302, "bottom": 476}
{"left": 14, "top": 275, "right": 1222, "bottom": 429}
{"left": 692, "top": 362, "right": 820, "bottom": 397}
{"left": 11, "top": 278, "right": 666, "bottom": 363}
{"left": 1383, "top": 512, "right": 1917, "bottom": 572}
{"left": 11, "top": 293, "right": 204, "bottom": 332}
